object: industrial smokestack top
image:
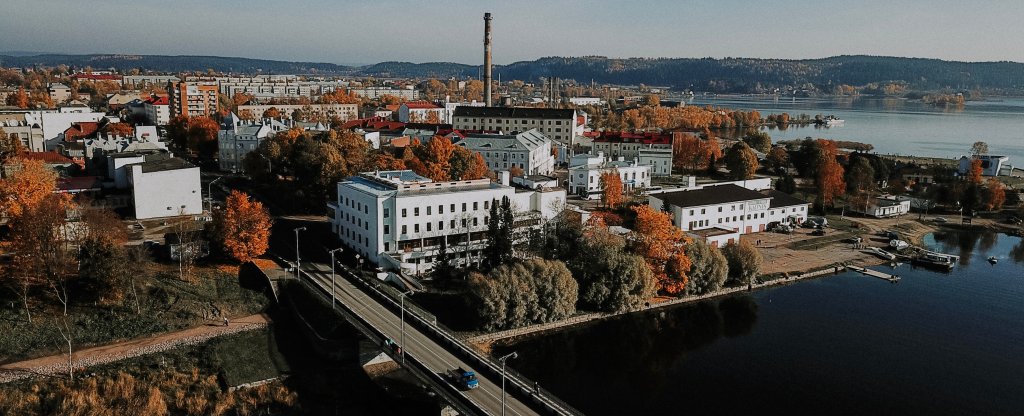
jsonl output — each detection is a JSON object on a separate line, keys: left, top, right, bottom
{"left": 484, "top": 12, "right": 493, "bottom": 107}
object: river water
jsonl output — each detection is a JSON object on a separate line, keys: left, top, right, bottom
{"left": 496, "top": 232, "right": 1024, "bottom": 415}
{"left": 676, "top": 95, "right": 1024, "bottom": 162}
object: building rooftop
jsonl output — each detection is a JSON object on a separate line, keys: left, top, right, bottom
{"left": 589, "top": 131, "right": 672, "bottom": 145}
{"left": 453, "top": 106, "right": 575, "bottom": 119}
{"left": 760, "top": 189, "right": 809, "bottom": 209}
{"left": 654, "top": 184, "right": 768, "bottom": 208}
{"left": 459, "top": 129, "right": 551, "bottom": 152}
{"left": 135, "top": 157, "right": 195, "bottom": 173}
{"left": 688, "top": 227, "right": 739, "bottom": 238}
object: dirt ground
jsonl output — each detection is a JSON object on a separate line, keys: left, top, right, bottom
{"left": 752, "top": 215, "right": 939, "bottom": 275}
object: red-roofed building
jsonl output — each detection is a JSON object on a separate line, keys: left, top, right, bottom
{"left": 56, "top": 176, "right": 102, "bottom": 195}
{"left": 144, "top": 95, "right": 171, "bottom": 125}
{"left": 63, "top": 122, "right": 101, "bottom": 141}
{"left": 398, "top": 101, "right": 444, "bottom": 124}
{"left": 2, "top": 151, "right": 81, "bottom": 177}
{"left": 591, "top": 131, "right": 674, "bottom": 176}
{"left": 340, "top": 117, "right": 406, "bottom": 132}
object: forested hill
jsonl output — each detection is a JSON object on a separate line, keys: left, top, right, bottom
{"left": 0, "top": 53, "right": 355, "bottom": 74}
{"left": 3, "top": 53, "right": 1022, "bottom": 93}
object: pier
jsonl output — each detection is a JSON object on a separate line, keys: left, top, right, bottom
{"left": 848, "top": 265, "right": 901, "bottom": 283}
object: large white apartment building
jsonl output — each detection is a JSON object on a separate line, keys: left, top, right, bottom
{"left": 328, "top": 171, "right": 566, "bottom": 275}
{"left": 127, "top": 157, "right": 203, "bottom": 220}
{"left": 456, "top": 129, "right": 555, "bottom": 176}
{"left": 451, "top": 107, "right": 585, "bottom": 160}
{"left": 236, "top": 103, "right": 358, "bottom": 122}
{"left": 648, "top": 184, "right": 809, "bottom": 247}
{"left": 568, "top": 153, "right": 652, "bottom": 199}
{"left": 349, "top": 87, "right": 420, "bottom": 101}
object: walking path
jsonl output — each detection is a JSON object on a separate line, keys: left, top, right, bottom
{"left": 0, "top": 313, "right": 271, "bottom": 384}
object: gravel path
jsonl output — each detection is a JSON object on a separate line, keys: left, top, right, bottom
{"left": 0, "top": 313, "right": 271, "bottom": 384}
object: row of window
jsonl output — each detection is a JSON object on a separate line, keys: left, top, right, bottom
{"left": 340, "top": 196, "right": 370, "bottom": 215}
{"left": 393, "top": 217, "right": 484, "bottom": 236}
{"left": 461, "top": 118, "right": 565, "bottom": 126}
{"left": 397, "top": 200, "right": 490, "bottom": 218}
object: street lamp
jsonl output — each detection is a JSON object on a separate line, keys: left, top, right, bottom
{"left": 294, "top": 227, "right": 306, "bottom": 279}
{"left": 207, "top": 176, "right": 222, "bottom": 212}
{"left": 399, "top": 290, "right": 412, "bottom": 363}
{"left": 499, "top": 351, "right": 518, "bottom": 416}
{"left": 329, "top": 247, "right": 343, "bottom": 310}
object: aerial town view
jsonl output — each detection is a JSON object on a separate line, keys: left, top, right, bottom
{"left": 1, "top": 1, "right": 1023, "bottom": 415}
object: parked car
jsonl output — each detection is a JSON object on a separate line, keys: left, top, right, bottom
{"left": 932, "top": 217, "right": 948, "bottom": 223}
{"left": 811, "top": 228, "right": 826, "bottom": 236}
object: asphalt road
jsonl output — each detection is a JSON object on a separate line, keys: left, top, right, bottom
{"left": 300, "top": 260, "right": 539, "bottom": 416}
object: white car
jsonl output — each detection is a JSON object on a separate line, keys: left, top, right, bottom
{"left": 931, "top": 217, "right": 948, "bottom": 223}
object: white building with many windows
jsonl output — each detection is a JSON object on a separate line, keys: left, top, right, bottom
{"left": 568, "top": 153, "right": 652, "bottom": 199}
{"left": 456, "top": 129, "right": 555, "bottom": 176}
{"left": 649, "top": 184, "right": 809, "bottom": 246}
{"left": 328, "top": 171, "right": 565, "bottom": 275}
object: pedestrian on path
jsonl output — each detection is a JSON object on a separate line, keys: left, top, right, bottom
{"left": 223, "top": 317, "right": 229, "bottom": 327}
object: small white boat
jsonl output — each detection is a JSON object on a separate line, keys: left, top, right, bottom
{"left": 988, "top": 256, "right": 998, "bottom": 264}
{"left": 824, "top": 116, "right": 845, "bottom": 126}
{"left": 889, "top": 239, "right": 910, "bottom": 251}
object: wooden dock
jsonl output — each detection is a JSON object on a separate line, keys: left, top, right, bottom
{"left": 848, "top": 265, "right": 901, "bottom": 283}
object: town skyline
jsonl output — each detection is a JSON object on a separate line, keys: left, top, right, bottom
{"left": 3, "top": 0, "right": 1024, "bottom": 65}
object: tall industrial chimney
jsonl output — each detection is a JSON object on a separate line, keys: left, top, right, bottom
{"left": 483, "top": 12, "right": 493, "bottom": 107}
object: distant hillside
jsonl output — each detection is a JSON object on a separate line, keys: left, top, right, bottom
{"left": 2, "top": 53, "right": 1023, "bottom": 93}
{"left": 0, "top": 53, "right": 355, "bottom": 74}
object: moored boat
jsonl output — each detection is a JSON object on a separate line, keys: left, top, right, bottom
{"left": 912, "top": 250, "right": 956, "bottom": 271}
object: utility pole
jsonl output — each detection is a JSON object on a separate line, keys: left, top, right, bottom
{"left": 329, "top": 247, "right": 343, "bottom": 309}
{"left": 294, "top": 227, "right": 306, "bottom": 279}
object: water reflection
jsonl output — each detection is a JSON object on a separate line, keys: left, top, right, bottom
{"left": 495, "top": 296, "right": 757, "bottom": 415}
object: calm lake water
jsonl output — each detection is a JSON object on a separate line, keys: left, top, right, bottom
{"left": 678, "top": 95, "right": 1024, "bottom": 162}
{"left": 497, "top": 232, "right": 1024, "bottom": 415}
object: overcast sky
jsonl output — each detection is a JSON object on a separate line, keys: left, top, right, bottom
{"left": 2, "top": 0, "right": 1022, "bottom": 65}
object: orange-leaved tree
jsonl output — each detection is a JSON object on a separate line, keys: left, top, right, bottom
{"left": 216, "top": 190, "right": 273, "bottom": 263}
{"left": 0, "top": 158, "right": 58, "bottom": 218}
{"left": 600, "top": 170, "right": 623, "bottom": 208}
{"left": 630, "top": 205, "right": 692, "bottom": 295}
{"left": 969, "top": 159, "right": 983, "bottom": 185}
{"left": 815, "top": 139, "right": 845, "bottom": 207}
{"left": 984, "top": 178, "right": 1006, "bottom": 211}
{"left": 102, "top": 122, "right": 134, "bottom": 137}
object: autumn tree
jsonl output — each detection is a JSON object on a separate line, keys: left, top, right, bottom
{"left": 814, "top": 139, "right": 846, "bottom": 208}
{"left": 508, "top": 165, "right": 525, "bottom": 178}
{"left": 564, "top": 220, "right": 656, "bottom": 312}
{"left": 215, "top": 191, "right": 273, "bottom": 263}
{"left": 187, "top": 116, "right": 220, "bottom": 159}
{"left": 685, "top": 239, "right": 729, "bottom": 295}
{"left": 970, "top": 141, "right": 989, "bottom": 156}
{"left": 742, "top": 131, "right": 772, "bottom": 153}
{"left": 102, "top": 122, "right": 134, "bottom": 137}
{"left": 845, "top": 155, "right": 876, "bottom": 194}
{"left": 0, "top": 126, "right": 25, "bottom": 168}
{"left": 449, "top": 147, "right": 488, "bottom": 180}
{"left": 600, "top": 170, "right": 624, "bottom": 208}
{"left": 983, "top": 178, "right": 1006, "bottom": 211}
{"left": 263, "top": 107, "right": 282, "bottom": 119}
{"left": 723, "top": 239, "right": 763, "bottom": 287}
{"left": 0, "top": 158, "right": 58, "bottom": 218}
{"left": 630, "top": 204, "right": 691, "bottom": 295}
{"left": 8, "top": 193, "right": 75, "bottom": 316}
{"left": 724, "top": 142, "right": 759, "bottom": 180}
{"left": 765, "top": 146, "right": 790, "bottom": 174}
{"left": 7, "top": 86, "right": 29, "bottom": 108}
{"left": 968, "top": 159, "right": 983, "bottom": 184}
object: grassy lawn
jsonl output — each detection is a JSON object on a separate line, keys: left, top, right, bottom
{"left": 211, "top": 328, "right": 290, "bottom": 387}
{"left": 0, "top": 263, "right": 271, "bottom": 364}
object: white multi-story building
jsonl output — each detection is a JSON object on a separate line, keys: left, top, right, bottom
{"left": 568, "top": 153, "right": 652, "bottom": 199}
{"left": 569, "top": 97, "right": 605, "bottom": 106}
{"left": 451, "top": 107, "right": 585, "bottom": 160}
{"left": 456, "top": 129, "right": 555, "bottom": 176}
{"left": 127, "top": 157, "right": 202, "bottom": 220}
{"left": 349, "top": 87, "right": 419, "bottom": 100}
{"left": 850, "top": 195, "right": 912, "bottom": 218}
{"left": 590, "top": 131, "right": 674, "bottom": 176}
{"left": 328, "top": 170, "right": 565, "bottom": 275}
{"left": 48, "top": 83, "right": 71, "bottom": 103}
{"left": 236, "top": 103, "right": 358, "bottom": 122}
{"left": 0, "top": 113, "right": 45, "bottom": 151}
{"left": 648, "top": 185, "right": 810, "bottom": 246}
{"left": 122, "top": 75, "right": 180, "bottom": 88}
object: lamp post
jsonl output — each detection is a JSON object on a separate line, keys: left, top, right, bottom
{"left": 294, "top": 227, "right": 306, "bottom": 279}
{"left": 499, "top": 351, "right": 518, "bottom": 416}
{"left": 399, "top": 290, "right": 412, "bottom": 363}
{"left": 329, "top": 248, "right": 343, "bottom": 310}
{"left": 354, "top": 254, "right": 361, "bottom": 277}
{"left": 207, "top": 176, "right": 222, "bottom": 212}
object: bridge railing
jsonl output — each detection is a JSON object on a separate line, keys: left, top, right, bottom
{"left": 337, "top": 264, "right": 584, "bottom": 416}
{"left": 295, "top": 271, "right": 485, "bottom": 416}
